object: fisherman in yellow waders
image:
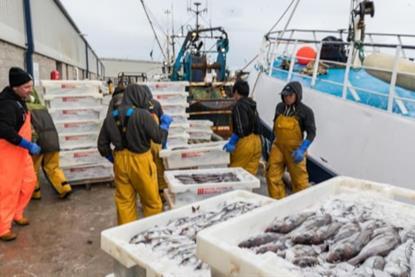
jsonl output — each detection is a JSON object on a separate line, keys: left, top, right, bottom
{"left": 98, "top": 84, "right": 169, "bottom": 225}
{"left": 223, "top": 80, "right": 262, "bottom": 175}
{"left": 267, "top": 81, "right": 316, "bottom": 199}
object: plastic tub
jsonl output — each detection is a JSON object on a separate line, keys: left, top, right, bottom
{"left": 101, "top": 190, "right": 275, "bottom": 276}
{"left": 54, "top": 120, "right": 101, "bottom": 134}
{"left": 188, "top": 129, "right": 213, "bottom": 141}
{"left": 188, "top": 120, "right": 214, "bottom": 128}
{"left": 49, "top": 107, "right": 103, "bottom": 122}
{"left": 44, "top": 94, "right": 102, "bottom": 109}
{"left": 62, "top": 163, "right": 113, "bottom": 182}
{"left": 167, "top": 133, "right": 190, "bottom": 149}
{"left": 40, "top": 80, "right": 103, "bottom": 95}
{"left": 170, "top": 113, "right": 189, "bottom": 124}
{"left": 164, "top": 167, "right": 260, "bottom": 208}
{"left": 145, "top": 81, "right": 188, "bottom": 92}
{"left": 58, "top": 132, "right": 98, "bottom": 150}
{"left": 152, "top": 91, "right": 188, "bottom": 105}
{"left": 169, "top": 123, "right": 190, "bottom": 135}
{"left": 159, "top": 141, "right": 228, "bottom": 169}
{"left": 60, "top": 148, "right": 106, "bottom": 167}
{"left": 196, "top": 176, "right": 415, "bottom": 277}
{"left": 161, "top": 103, "right": 188, "bottom": 115}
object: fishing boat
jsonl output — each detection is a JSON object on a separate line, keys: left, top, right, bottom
{"left": 249, "top": 0, "right": 415, "bottom": 188}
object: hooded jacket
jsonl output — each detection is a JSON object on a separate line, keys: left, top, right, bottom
{"left": 273, "top": 81, "right": 316, "bottom": 142}
{"left": 97, "top": 84, "right": 165, "bottom": 156}
{"left": 232, "top": 97, "right": 261, "bottom": 138}
{"left": 0, "top": 86, "right": 28, "bottom": 145}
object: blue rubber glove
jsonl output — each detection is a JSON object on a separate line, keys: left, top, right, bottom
{"left": 160, "top": 114, "right": 173, "bottom": 131}
{"left": 105, "top": 154, "right": 114, "bottom": 164}
{"left": 223, "top": 133, "right": 240, "bottom": 153}
{"left": 19, "top": 138, "right": 41, "bottom": 155}
{"left": 292, "top": 139, "right": 311, "bottom": 164}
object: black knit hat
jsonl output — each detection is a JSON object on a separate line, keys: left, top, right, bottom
{"left": 9, "top": 67, "right": 32, "bottom": 87}
{"left": 232, "top": 79, "right": 250, "bottom": 97}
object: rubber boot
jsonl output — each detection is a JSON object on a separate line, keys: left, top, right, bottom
{"left": 0, "top": 231, "right": 17, "bottom": 241}
{"left": 59, "top": 184, "right": 72, "bottom": 199}
{"left": 14, "top": 217, "right": 29, "bottom": 226}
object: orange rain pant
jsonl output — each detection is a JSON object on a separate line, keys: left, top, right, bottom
{"left": 0, "top": 113, "right": 36, "bottom": 236}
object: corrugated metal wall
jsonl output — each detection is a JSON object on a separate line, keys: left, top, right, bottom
{"left": 0, "top": 0, "right": 25, "bottom": 47}
{"left": 31, "top": 0, "right": 87, "bottom": 69}
{"left": 87, "top": 47, "right": 97, "bottom": 74}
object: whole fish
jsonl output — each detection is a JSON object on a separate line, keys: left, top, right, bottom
{"left": 293, "top": 221, "right": 342, "bottom": 245}
{"left": 255, "top": 239, "right": 288, "bottom": 254}
{"left": 327, "top": 225, "right": 374, "bottom": 263}
{"left": 285, "top": 245, "right": 318, "bottom": 263}
{"left": 238, "top": 232, "right": 283, "bottom": 248}
{"left": 362, "top": 256, "right": 386, "bottom": 270}
{"left": 289, "top": 214, "right": 332, "bottom": 242}
{"left": 333, "top": 222, "right": 361, "bottom": 243}
{"left": 384, "top": 239, "right": 412, "bottom": 277}
{"left": 348, "top": 232, "right": 400, "bottom": 265}
{"left": 265, "top": 211, "right": 315, "bottom": 234}
{"left": 292, "top": 256, "right": 319, "bottom": 268}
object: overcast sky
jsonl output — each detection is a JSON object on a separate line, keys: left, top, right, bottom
{"left": 60, "top": 0, "right": 414, "bottom": 68}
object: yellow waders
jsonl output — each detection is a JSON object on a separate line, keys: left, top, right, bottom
{"left": 230, "top": 133, "right": 262, "bottom": 175}
{"left": 266, "top": 115, "right": 309, "bottom": 199}
{"left": 114, "top": 149, "right": 162, "bottom": 225}
{"left": 32, "top": 152, "right": 72, "bottom": 199}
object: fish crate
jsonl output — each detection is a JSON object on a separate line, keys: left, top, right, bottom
{"left": 169, "top": 123, "right": 190, "bottom": 135}
{"left": 159, "top": 141, "right": 229, "bottom": 170}
{"left": 62, "top": 162, "right": 113, "bottom": 183}
{"left": 152, "top": 91, "right": 188, "bottom": 105}
{"left": 40, "top": 80, "right": 103, "bottom": 96}
{"left": 101, "top": 190, "right": 275, "bottom": 277}
{"left": 164, "top": 167, "right": 260, "bottom": 208}
{"left": 49, "top": 107, "right": 103, "bottom": 122}
{"left": 196, "top": 176, "right": 415, "bottom": 277}
{"left": 58, "top": 132, "right": 98, "bottom": 150}
{"left": 161, "top": 102, "right": 189, "bottom": 115}
{"left": 60, "top": 148, "right": 106, "bottom": 167}
{"left": 188, "top": 128, "right": 213, "bottom": 141}
{"left": 170, "top": 113, "right": 189, "bottom": 124}
{"left": 167, "top": 133, "right": 190, "bottom": 148}
{"left": 146, "top": 81, "right": 189, "bottom": 92}
{"left": 54, "top": 120, "right": 101, "bottom": 134}
{"left": 44, "top": 93, "right": 103, "bottom": 109}
{"left": 188, "top": 120, "right": 214, "bottom": 128}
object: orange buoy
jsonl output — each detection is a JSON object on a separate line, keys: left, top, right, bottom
{"left": 296, "top": 46, "right": 317, "bottom": 65}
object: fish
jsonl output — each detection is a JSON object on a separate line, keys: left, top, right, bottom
{"left": 289, "top": 214, "right": 333, "bottom": 242}
{"left": 327, "top": 224, "right": 374, "bottom": 263}
{"left": 238, "top": 232, "right": 283, "bottom": 248}
{"left": 265, "top": 211, "right": 315, "bottom": 234}
{"left": 255, "top": 239, "right": 288, "bottom": 254}
{"left": 384, "top": 239, "right": 412, "bottom": 277}
{"left": 292, "top": 221, "right": 342, "bottom": 245}
{"left": 285, "top": 245, "right": 318, "bottom": 263}
{"left": 332, "top": 222, "right": 361, "bottom": 243}
{"left": 362, "top": 256, "right": 386, "bottom": 270}
{"left": 292, "top": 256, "right": 319, "bottom": 268}
{"left": 348, "top": 232, "right": 400, "bottom": 266}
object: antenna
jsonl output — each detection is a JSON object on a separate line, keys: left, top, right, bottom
{"left": 188, "top": 1, "right": 207, "bottom": 31}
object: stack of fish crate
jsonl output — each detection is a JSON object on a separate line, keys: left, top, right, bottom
{"left": 187, "top": 119, "right": 214, "bottom": 143}
{"left": 146, "top": 82, "right": 190, "bottom": 149}
{"left": 39, "top": 80, "right": 113, "bottom": 186}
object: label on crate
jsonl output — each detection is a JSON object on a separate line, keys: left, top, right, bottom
{"left": 62, "top": 96, "right": 86, "bottom": 102}
{"left": 197, "top": 187, "right": 231, "bottom": 195}
{"left": 64, "top": 123, "right": 82, "bottom": 128}
{"left": 62, "top": 110, "right": 82, "bottom": 115}
{"left": 65, "top": 136, "right": 83, "bottom": 141}
{"left": 74, "top": 151, "right": 94, "bottom": 158}
{"left": 69, "top": 167, "right": 89, "bottom": 173}
{"left": 61, "top": 84, "right": 77, "bottom": 89}
{"left": 181, "top": 151, "right": 203, "bottom": 158}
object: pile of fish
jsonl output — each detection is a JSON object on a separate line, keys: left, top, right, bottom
{"left": 175, "top": 173, "right": 240, "bottom": 185}
{"left": 238, "top": 198, "right": 415, "bottom": 276}
{"left": 130, "top": 201, "right": 259, "bottom": 272}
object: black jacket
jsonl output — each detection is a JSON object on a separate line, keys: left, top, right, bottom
{"left": 98, "top": 84, "right": 166, "bottom": 157}
{"left": 0, "top": 86, "right": 28, "bottom": 145}
{"left": 30, "top": 109, "right": 60, "bottom": 153}
{"left": 273, "top": 85, "right": 316, "bottom": 142}
{"left": 232, "top": 97, "right": 261, "bottom": 138}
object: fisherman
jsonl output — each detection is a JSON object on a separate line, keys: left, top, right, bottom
{"left": 142, "top": 85, "right": 171, "bottom": 197}
{"left": 267, "top": 81, "right": 316, "bottom": 199}
{"left": 107, "top": 79, "right": 114, "bottom": 95}
{"left": 0, "top": 67, "right": 40, "bottom": 241}
{"left": 28, "top": 88, "right": 72, "bottom": 200}
{"left": 223, "top": 79, "right": 262, "bottom": 175}
{"left": 97, "top": 84, "right": 170, "bottom": 225}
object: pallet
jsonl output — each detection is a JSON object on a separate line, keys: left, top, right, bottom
{"left": 69, "top": 177, "right": 114, "bottom": 190}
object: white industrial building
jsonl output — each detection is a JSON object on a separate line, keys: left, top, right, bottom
{"left": 0, "top": 0, "right": 105, "bottom": 88}
{"left": 102, "top": 58, "right": 162, "bottom": 83}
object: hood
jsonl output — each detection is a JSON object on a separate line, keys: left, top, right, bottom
{"left": 122, "top": 84, "right": 152, "bottom": 109}
{"left": 238, "top": 96, "right": 257, "bottom": 112}
{"left": 281, "top": 81, "right": 302, "bottom": 104}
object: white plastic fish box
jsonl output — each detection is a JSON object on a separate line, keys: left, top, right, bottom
{"left": 62, "top": 162, "right": 113, "bottom": 182}
{"left": 188, "top": 120, "right": 214, "bottom": 128}
{"left": 196, "top": 176, "right": 415, "bottom": 277}
{"left": 152, "top": 91, "right": 188, "bottom": 105}
{"left": 165, "top": 167, "right": 260, "bottom": 208}
{"left": 101, "top": 190, "right": 275, "bottom": 277}
{"left": 60, "top": 148, "right": 106, "bottom": 167}
{"left": 44, "top": 93, "right": 103, "bottom": 109}
{"left": 170, "top": 113, "right": 189, "bottom": 124}
{"left": 49, "top": 107, "right": 102, "bottom": 122}
{"left": 58, "top": 132, "right": 98, "bottom": 150}
{"left": 167, "top": 133, "right": 190, "bottom": 148}
{"left": 169, "top": 123, "right": 190, "bottom": 135}
{"left": 145, "top": 81, "right": 189, "bottom": 92}
{"left": 188, "top": 128, "right": 213, "bottom": 141}
{"left": 161, "top": 102, "right": 189, "bottom": 115}
{"left": 40, "top": 80, "right": 103, "bottom": 96}
{"left": 54, "top": 120, "right": 101, "bottom": 134}
{"left": 159, "top": 141, "right": 229, "bottom": 170}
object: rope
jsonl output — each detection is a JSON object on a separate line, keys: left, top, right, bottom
{"left": 266, "top": 0, "right": 297, "bottom": 36}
